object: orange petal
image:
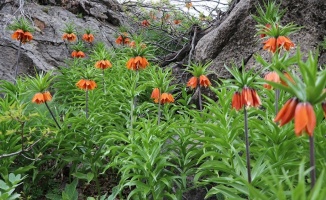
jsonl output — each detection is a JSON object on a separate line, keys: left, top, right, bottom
{"left": 32, "top": 93, "right": 45, "bottom": 104}
{"left": 43, "top": 91, "right": 52, "bottom": 102}
{"left": 294, "top": 103, "right": 309, "bottom": 136}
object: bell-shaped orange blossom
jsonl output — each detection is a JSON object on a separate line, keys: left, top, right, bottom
{"left": 231, "top": 91, "right": 243, "bottom": 111}
{"left": 82, "top": 33, "right": 94, "bottom": 43}
{"left": 126, "top": 56, "right": 149, "bottom": 70}
{"left": 62, "top": 33, "right": 77, "bottom": 42}
{"left": 274, "top": 97, "right": 299, "bottom": 126}
{"left": 187, "top": 77, "right": 198, "bottom": 89}
{"left": 95, "top": 60, "right": 112, "bottom": 69}
{"left": 294, "top": 102, "right": 316, "bottom": 136}
{"left": 32, "top": 91, "right": 52, "bottom": 104}
{"left": 199, "top": 75, "right": 211, "bottom": 87}
{"left": 76, "top": 79, "right": 97, "bottom": 90}
{"left": 12, "top": 29, "right": 33, "bottom": 43}
{"left": 71, "top": 50, "right": 85, "bottom": 58}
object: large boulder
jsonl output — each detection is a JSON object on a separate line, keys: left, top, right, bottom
{"left": 194, "top": 0, "right": 326, "bottom": 78}
{"left": 0, "top": 0, "right": 122, "bottom": 81}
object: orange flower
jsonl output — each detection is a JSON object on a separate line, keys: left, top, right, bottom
{"left": 274, "top": 98, "right": 299, "bottom": 126}
{"left": 76, "top": 79, "right": 97, "bottom": 90}
{"left": 129, "top": 41, "right": 136, "bottom": 48}
{"left": 187, "top": 77, "right": 198, "bottom": 89}
{"left": 280, "top": 72, "right": 295, "bottom": 86}
{"left": 95, "top": 60, "right": 112, "bottom": 69}
{"left": 11, "top": 29, "right": 33, "bottom": 43}
{"left": 241, "top": 87, "right": 261, "bottom": 107}
{"left": 231, "top": 91, "right": 243, "bottom": 111}
{"left": 294, "top": 102, "right": 316, "bottom": 136}
{"left": 263, "top": 37, "right": 277, "bottom": 53}
{"left": 82, "top": 33, "right": 94, "bottom": 43}
{"left": 277, "top": 36, "right": 294, "bottom": 51}
{"left": 264, "top": 72, "right": 280, "bottom": 89}
{"left": 322, "top": 101, "right": 326, "bottom": 119}
{"left": 263, "top": 36, "right": 294, "bottom": 53}
{"left": 71, "top": 50, "right": 85, "bottom": 58}
{"left": 32, "top": 91, "right": 52, "bottom": 104}
{"left": 260, "top": 24, "right": 271, "bottom": 38}
{"left": 126, "top": 56, "right": 149, "bottom": 70}
{"left": 141, "top": 20, "right": 150, "bottom": 27}
{"left": 185, "top": 2, "right": 192, "bottom": 9}
{"left": 151, "top": 88, "right": 160, "bottom": 103}
{"left": 264, "top": 71, "right": 295, "bottom": 89}
{"left": 62, "top": 33, "right": 77, "bottom": 42}
{"left": 115, "top": 35, "right": 130, "bottom": 45}
{"left": 199, "top": 75, "right": 211, "bottom": 88}
{"left": 160, "top": 93, "right": 174, "bottom": 104}
{"left": 173, "top": 20, "right": 181, "bottom": 25}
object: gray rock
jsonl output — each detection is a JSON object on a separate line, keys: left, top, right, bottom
{"left": 194, "top": 0, "right": 326, "bottom": 78}
{"left": 0, "top": 0, "right": 122, "bottom": 81}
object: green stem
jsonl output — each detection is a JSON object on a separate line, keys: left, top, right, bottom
{"left": 14, "top": 41, "right": 22, "bottom": 82}
{"left": 198, "top": 85, "right": 203, "bottom": 112}
{"left": 275, "top": 89, "right": 280, "bottom": 114}
{"left": 20, "top": 122, "right": 25, "bottom": 151}
{"left": 309, "top": 135, "right": 316, "bottom": 188}
{"left": 244, "top": 107, "right": 251, "bottom": 183}
{"left": 86, "top": 89, "right": 89, "bottom": 119}
{"left": 45, "top": 102, "right": 61, "bottom": 129}
{"left": 103, "top": 69, "right": 106, "bottom": 94}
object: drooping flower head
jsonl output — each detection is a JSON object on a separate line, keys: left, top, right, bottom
{"left": 125, "top": 38, "right": 152, "bottom": 71}
{"left": 225, "top": 63, "right": 262, "bottom": 110}
{"left": 95, "top": 60, "right": 112, "bottom": 69}
{"left": 9, "top": 18, "right": 34, "bottom": 44}
{"left": 264, "top": 71, "right": 294, "bottom": 89}
{"left": 71, "top": 42, "right": 86, "bottom": 58}
{"left": 76, "top": 79, "right": 97, "bottom": 90}
{"left": 62, "top": 22, "right": 77, "bottom": 42}
{"left": 32, "top": 91, "right": 53, "bottom": 104}
{"left": 173, "top": 19, "right": 181, "bottom": 25}
{"left": 160, "top": 93, "right": 174, "bottom": 104}
{"left": 82, "top": 29, "right": 95, "bottom": 43}
{"left": 187, "top": 62, "right": 212, "bottom": 89}
{"left": 115, "top": 32, "right": 130, "bottom": 45}
{"left": 141, "top": 20, "right": 150, "bottom": 27}
{"left": 271, "top": 50, "right": 326, "bottom": 137}
{"left": 294, "top": 102, "right": 316, "bottom": 137}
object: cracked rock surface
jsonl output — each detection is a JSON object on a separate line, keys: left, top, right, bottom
{"left": 0, "top": 0, "right": 122, "bottom": 81}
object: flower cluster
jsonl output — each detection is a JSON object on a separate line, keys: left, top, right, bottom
{"left": 231, "top": 87, "right": 261, "bottom": 111}
{"left": 187, "top": 75, "right": 211, "bottom": 89}
{"left": 32, "top": 91, "right": 52, "bottom": 104}
{"left": 126, "top": 56, "right": 149, "bottom": 71}
{"left": 151, "top": 88, "right": 174, "bottom": 104}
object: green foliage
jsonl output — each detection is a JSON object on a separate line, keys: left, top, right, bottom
{"left": 0, "top": 173, "right": 24, "bottom": 200}
{"left": 0, "top": 1, "right": 326, "bottom": 199}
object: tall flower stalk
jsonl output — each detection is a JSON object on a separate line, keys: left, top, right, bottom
{"left": 186, "top": 62, "right": 212, "bottom": 112}
{"left": 91, "top": 43, "right": 113, "bottom": 94}
{"left": 227, "top": 63, "right": 262, "bottom": 184}
{"left": 270, "top": 49, "right": 326, "bottom": 188}
{"left": 9, "top": 18, "right": 34, "bottom": 81}
{"left": 76, "top": 79, "right": 97, "bottom": 118}
{"left": 29, "top": 72, "right": 61, "bottom": 129}
{"left": 253, "top": 1, "right": 300, "bottom": 114}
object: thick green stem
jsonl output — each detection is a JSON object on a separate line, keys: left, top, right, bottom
{"left": 275, "top": 89, "right": 280, "bottom": 114}
{"left": 103, "top": 69, "right": 106, "bottom": 94}
{"left": 244, "top": 107, "right": 251, "bottom": 183}
{"left": 14, "top": 41, "right": 22, "bottom": 81}
{"left": 86, "top": 89, "right": 89, "bottom": 119}
{"left": 309, "top": 135, "right": 316, "bottom": 188}
{"left": 45, "top": 102, "right": 61, "bottom": 129}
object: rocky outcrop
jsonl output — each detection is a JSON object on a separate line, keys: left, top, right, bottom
{"left": 0, "top": 0, "right": 122, "bottom": 81}
{"left": 194, "top": 0, "right": 326, "bottom": 78}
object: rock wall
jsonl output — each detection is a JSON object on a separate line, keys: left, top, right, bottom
{"left": 0, "top": 0, "right": 122, "bottom": 81}
{"left": 194, "top": 0, "right": 326, "bottom": 78}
